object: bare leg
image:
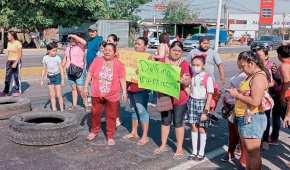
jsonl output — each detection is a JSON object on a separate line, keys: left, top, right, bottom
{"left": 242, "top": 138, "right": 262, "bottom": 170}
{"left": 175, "top": 127, "right": 185, "bottom": 154}
{"left": 77, "top": 85, "right": 88, "bottom": 107}
{"left": 138, "top": 122, "right": 149, "bottom": 145}
{"left": 71, "top": 84, "right": 78, "bottom": 107}
{"left": 48, "top": 85, "right": 56, "bottom": 111}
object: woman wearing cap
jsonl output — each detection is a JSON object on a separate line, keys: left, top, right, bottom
{"left": 62, "top": 34, "right": 89, "bottom": 111}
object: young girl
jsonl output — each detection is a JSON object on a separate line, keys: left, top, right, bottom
{"left": 41, "top": 42, "right": 65, "bottom": 112}
{"left": 186, "top": 55, "right": 214, "bottom": 161}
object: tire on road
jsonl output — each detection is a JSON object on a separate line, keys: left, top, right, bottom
{"left": 0, "top": 96, "right": 32, "bottom": 119}
{"left": 8, "top": 111, "right": 80, "bottom": 146}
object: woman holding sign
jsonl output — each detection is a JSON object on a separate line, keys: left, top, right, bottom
{"left": 84, "top": 43, "right": 127, "bottom": 145}
{"left": 153, "top": 41, "right": 191, "bottom": 159}
{"left": 123, "top": 37, "right": 151, "bottom": 146}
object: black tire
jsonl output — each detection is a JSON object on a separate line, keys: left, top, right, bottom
{"left": 8, "top": 111, "right": 80, "bottom": 146}
{"left": 0, "top": 96, "right": 32, "bottom": 120}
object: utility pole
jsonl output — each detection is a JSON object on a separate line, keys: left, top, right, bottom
{"left": 215, "top": 0, "right": 223, "bottom": 52}
{"left": 282, "top": 13, "right": 286, "bottom": 40}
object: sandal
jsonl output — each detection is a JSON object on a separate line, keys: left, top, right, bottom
{"left": 122, "top": 134, "right": 139, "bottom": 141}
{"left": 196, "top": 155, "right": 205, "bottom": 161}
{"left": 173, "top": 152, "right": 184, "bottom": 160}
{"left": 67, "top": 106, "right": 76, "bottom": 111}
{"left": 86, "top": 133, "right": 97, "bottom": 141}
{"left": 107, "top": 139, "right": 116, "bottom": 146}
{"left": 153, "top": 146, "right": 170, "bottom": 155}
{"left": 137, "top": 138, "right": 149, "bottom": 146}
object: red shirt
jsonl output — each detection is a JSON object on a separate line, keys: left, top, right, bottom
{"left": 159, "top": 58, "right": 191, "bottom": 106}
{"left": 89, "top": 57, "right": 125, "bottom": 102}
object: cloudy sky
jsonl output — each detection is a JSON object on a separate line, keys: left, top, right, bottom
{"left": 137, "top": 0, "right": 290, "bottom": 20}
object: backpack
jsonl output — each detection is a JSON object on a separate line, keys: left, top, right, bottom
{"left": 201, "top": 73, "right": 221, "bottom": 112}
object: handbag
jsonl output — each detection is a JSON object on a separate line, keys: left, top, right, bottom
{"left": 156, "top": 94, "right": 173, "bottom": 112}
{"left": 67, "top": 47, "right": 83, "bottom": 80}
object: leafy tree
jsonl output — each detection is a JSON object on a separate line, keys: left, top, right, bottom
{"left": 0, "top": 0, "right": 99, "bottom": 30}
{"left": 163, "top": 0, "right": 197, "bottom": 24}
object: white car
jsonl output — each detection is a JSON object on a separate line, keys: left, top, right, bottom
{"left": 149, "top": 37, "right": 159, "bottom": 48}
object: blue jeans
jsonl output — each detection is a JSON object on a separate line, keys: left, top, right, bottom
{"left": 235, "top": 113, "right": 267, "bottom": 139}
{"left": 128, "top": 90, "right": 150, "bottom": 123}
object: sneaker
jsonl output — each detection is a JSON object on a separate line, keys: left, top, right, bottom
{"left": 11, "top": 92, "right": 21, "bottom": 97}
{"left": 221, "top": 154, "right": 235, "bottom": 162}
{"left": 196, "top": 155, "right": 205, "bottom": 161}
{"left": 268, "top": 139, "right": 279, "bottom": 145}
{"left": 187, "top": 154, "right": 197, "bottom": 160}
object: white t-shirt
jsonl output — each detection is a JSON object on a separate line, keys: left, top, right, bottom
{"left": 42, "top": 55, "right": 62, "bottom": 75}
{"left": 191, "top": 72, "right": 214, "bottom": 99}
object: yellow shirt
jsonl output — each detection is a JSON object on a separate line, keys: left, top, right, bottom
{"left": 7, "top": 40, "right": 22, "bottom": 61}
{"left": 234, "top": 79, "right": 262, "bottom": 117}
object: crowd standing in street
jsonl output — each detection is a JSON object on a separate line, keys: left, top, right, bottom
{"left": 2, "top": 25, "right": 290, "bottom": 169}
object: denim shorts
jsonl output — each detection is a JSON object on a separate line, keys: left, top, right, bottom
{"left": 67, "top": 71, "right": 86, "bottom": 86}
{"left": 235, "top": 113, "right": 267, "bottom": 139}
{"left": 47, "top": 73, "right": 61, "bottom": 85}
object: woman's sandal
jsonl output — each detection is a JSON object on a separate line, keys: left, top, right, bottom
{"left": 107, "top": 139, "right": 116, "bottom": 146}
{"left": 122, "top": 134, "right": 140, "bottom": 141}
{"left": 137, "top": 139, "right": 149, "bottom": 146}
{"left": 173, "top": 152, "right": 184, "bottom": 160}
{"left": 86, "top": 133, "right": 97, "bottom": 141}
{"left": 153, "top": 146, "right": 170, "bottom": 155}
{"left": 67, "top": 106, "right": 76, "bottom": 111}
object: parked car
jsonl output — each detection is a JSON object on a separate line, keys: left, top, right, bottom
{"left": 250, "top": 35, "right": 282, "bottom": 51}
{"left": 182, "top": 33, "right": 215, "bottom": 51}
{"left": 148, "top": 37, "right": 159, "bottom": 48}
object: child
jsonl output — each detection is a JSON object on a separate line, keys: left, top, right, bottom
{"left": 186, "top": 55, "right": 214, "bottom": 161}
{"left": 41, "top": 42, "right": 65, "bottom": 112}
{"left": 277, "top": 45, "right": 290, "bottom": 129}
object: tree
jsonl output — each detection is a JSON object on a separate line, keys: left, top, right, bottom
{"left": 0, "top": 0, "right": 99, "bottom": 30}
{"left": 96, "top": 0, "right": 151, "bottom": 20}
{"left": 163, "top": 0, "right": 197, "bottom": 24}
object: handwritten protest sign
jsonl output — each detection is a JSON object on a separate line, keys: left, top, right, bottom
{"left": 119, "top": 49, "right": 151, "bottom": 83}
{"left": 137, "top": 59, "right": 181, "bottom": 98}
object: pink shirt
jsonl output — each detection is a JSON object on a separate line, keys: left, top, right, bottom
{"left": 89, "top": 57, "right": 125, "bottom": 102}
{"left": 65, "top": 44, "right": 85, "bottom": 68}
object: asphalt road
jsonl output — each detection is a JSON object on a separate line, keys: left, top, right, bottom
{"left": 1, "top": 58, "right": 289, "bottom": 170}
{"left": 0, "top": 46, "right": 250, "bottom": 68}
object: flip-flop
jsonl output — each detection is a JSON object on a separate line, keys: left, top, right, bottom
{"left": 137, "top": 139, "right": 149, "bottom": 146}
{"left": 107, "top": 139, "right": 116, "bottom": 146}
{"left": 67, "top": 106, "right": 75, "bottom": 111}
{"left": 122, "top": 134, "right": 140, "bottom": 141}
{"left": 86, "top": 133, "right": 97, "bottom": 141}
{"left": 173, "top": 152, "right": 184, "bottom": 160}
{"left": 153, "top": 146, "right": 170, "bottom": 155}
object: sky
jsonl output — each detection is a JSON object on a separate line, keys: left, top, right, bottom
{"left": 137, "top": 0, "right": 290, "bottom": 20}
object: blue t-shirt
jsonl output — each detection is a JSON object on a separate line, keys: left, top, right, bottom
{"left": 86, "top": 36, "right": 103, "bottom": 68}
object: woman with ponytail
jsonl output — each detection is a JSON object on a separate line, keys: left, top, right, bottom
{"left": 227, "top": 51, "right": 270, "bottom": 170}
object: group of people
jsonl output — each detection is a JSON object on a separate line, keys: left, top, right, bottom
{"left": 1, "top": 26, "right": 290, "bottom": 170}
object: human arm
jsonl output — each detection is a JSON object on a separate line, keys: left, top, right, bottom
{"left": 68, "top": 34, "right": 87, "bottom": 46}
{"left": 59, "top": 63, "right": 65, "bottom": 86}
{"left": 84, "top": 71, "right": 92, "bottom": 98}
{"left": 213, "top": 52, "right": 225, "bottom": 84}
{"left": 120, "top": 63, "right": 128, "bottom": 102}
{"left": 228, "top": 74, "right": 267, "bottom": 107}
{"left": 41, "top": 64, "right": 47, "bottom": 87}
